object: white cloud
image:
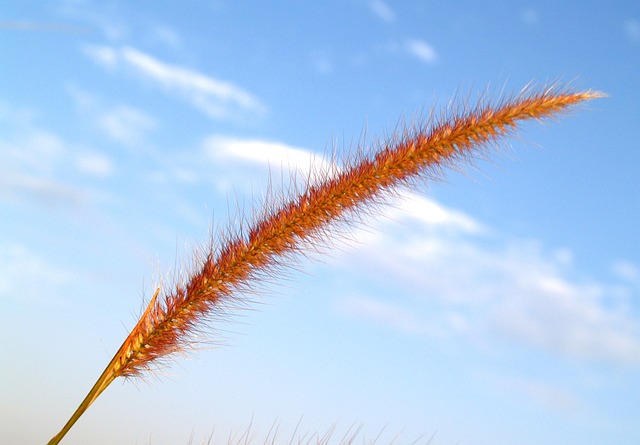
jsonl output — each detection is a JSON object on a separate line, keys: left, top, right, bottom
{"left": 391, "top": 192, "right": 484, "bottom": 235}
{"left": 82, "top": 44, "right": 118, "bottom": 69}
{"left": 311, "top": 49, "right": 334, "bottom": 74}
{"left": 0, "top": 21, "right": 85, "bottom": 33}
{"left": 625, "top": 18, "right": 640, "bottom": 43}
{"left": 0, "top": 243, "right": 74, "bottom": 303}
{"left": 612, "top": 260, "right": 640, "bottom": 284}
{"left": 98, "top": 105, "right": 157, "bottom": 146}
{"left": 520, "top": 8, "right": 539, "bottom": 25}
{"left": 0, "top": 104, "right": 66, "bottom": 176}
{"left": 0, "top": 171, "right": 87, "bottom": 209}
{"left": 486, "top": 374, "right": 581, "bottom": 412}
{"left": 66, "top": 83, "right": 98, "bottom": 109}
{"left": 0, "top": 101, "right": 103, "bottom": 207}
{"left": 75, "top": 152, "right": 114, "bottom": 177}
{"left": 340, "top": 296, "right": 428, "bottom": 335}
{"left": 203, "top": 135, "right": 336, "bottom": 178}
{"left": 67, "top": 84, "right": 157, "bottom": 149}
{"left": 1, "top": 130, "right": 66, "bottom": 175}
{"left": 406, "top": 39, "right": 438, "bottom": 64}
{"left": 336, "top": 194, "right": 640, "bottom": 366}
{"left": 83, "top": 45, "right": 266, "bottom": 120}
{"left": 59, "top": 0, "right": 128, "bottom": 41}
{"left": 370, "top": 0, "right": 396, "bottom": 23}
{"left": 492, "top": 275, "right": 640, "bottom": 365}
{"left": 149, "top": 24, "right": 182, "bottom": 50}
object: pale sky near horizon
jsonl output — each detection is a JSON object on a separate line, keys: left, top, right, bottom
{"left": 1, "top": 1, "right": 639, "bottom": 445}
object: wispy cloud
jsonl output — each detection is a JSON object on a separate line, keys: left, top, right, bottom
{"left": 75, "top": 152, "right": 114, "bottom": 178}
{"left": 67, "top": 84, "right": 156, "bottom": 150}
{"left": 336, "top": 194, "right": 640, "bottom": 366}
{"left": 625, "top": 18, "right": 640, "bottom": 44}
{"left": 0, "top": 172, "right": 87, "bottom": 209}
{"left": 370, "top": 0, "right": 396, "bottom": 23}
{"left": 340, "top": 296, "right": 429, "bottom": 335}
{"left": 195, "top": 134, "right": 640, "bottom": 366}
{"left": 520, "top": 8, "right": 539, "bottom": 26}
{"left": 58, "top": 0, "right": 129, "bottom": 41}
{"left": 491, "top": 275, "right": 640, "bottom": 365}
{"left": 148, "top": 24, "right": 183, "bottom": 50}
{"left": 0, "top": 129, "right": 66, "bottom": 175}
{"left": 484, "top": 373, "right": 582, "bottom": 412}
{"left": 392, "top": 192, "right": 484, "bottom": 235}
{"left": 83, "top": 45, "right": 266, "bottom": 120}
{"left": 0, "top": 101, "right": 111, "bottom": 207}
{"left": 203, "top": 135, "right": 335, "bottom": 177}
{"left": 310, "top": 49, "right": 334, "bottom": 74}
{"left": 0, "top": 21, "right": 87, "bottom": 33}
{"left": 406, "top": 39, "right": 438, "bottom": 64}
{"left": 612, "top": 260, "right": 640, "bottom": 285}
{"left": 82, "top": 44, "right": 119, "bottom": 69}
{"left": 98, "top": 105, "right": 157, "bottom": 147}
{"left": 0, "top": 243, "right": 74, "bottom": 303}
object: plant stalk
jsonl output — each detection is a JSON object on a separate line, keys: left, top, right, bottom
{"left": 47, "top": 288, "right": 160, "bottom": 445}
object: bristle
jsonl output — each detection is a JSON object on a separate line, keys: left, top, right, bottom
{"left": 115, "top": 87, "right": 601, "bottom": 378}
{"left": 47, "top": 84, "right": 603, "bottom": 445}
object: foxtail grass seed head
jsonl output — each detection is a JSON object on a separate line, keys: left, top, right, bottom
{"left": 47, "top": 84, "right": 603, "bottom": 444}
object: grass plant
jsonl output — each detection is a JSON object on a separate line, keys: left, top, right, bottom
{"left": 47, "top": 83, "right": 602, "bottom": 444}
{"left": 185, "top": 420, "right": 436, "bottom": 445}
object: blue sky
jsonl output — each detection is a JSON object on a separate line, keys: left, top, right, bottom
{"left": 1, "top": 1, "right": 639, "bottom": 444}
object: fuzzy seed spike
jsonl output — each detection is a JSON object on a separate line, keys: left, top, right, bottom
{"left": 47, "top": 84, "right": 603, "bottom": 444}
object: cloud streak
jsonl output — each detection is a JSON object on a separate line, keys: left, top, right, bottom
{"left": 336, "top": 193, "right": 640, "bottom": 366}
{"left": 75, "top": 153, "right": 114, "bottom": 178}
{"left": 370, "top": 0, "right": 396, "bottom": 23}
{"left": 203, "top": 135, "right": 336, "bottom": 179}
{"left": 625, "top": 18, "right": 640, "bottom": 44}
{"left": 67, "top": 84, "right": 157, "bottom": 152}
{"left": 0, "top": 243, "right": 74, "bottom": 303}
{"left": 406, "top": 39, "right": 438, "bottom": 64}
{"left": 98, "top": 105, "right": 157, "bottom": 147}
{"left": 83, "top": 45, "right": 266, "bottom": 120}
{"left": 0, "top": 171, "right": 87, "bottom": 209}
{"left": 194, "top": 134, "right": 639, "bottom": 366}
{"left": 340, "top": 296, "right": 430, "bottom": 335}
{"left": 0, "top": 102, "right": 111, "bottom": 209}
